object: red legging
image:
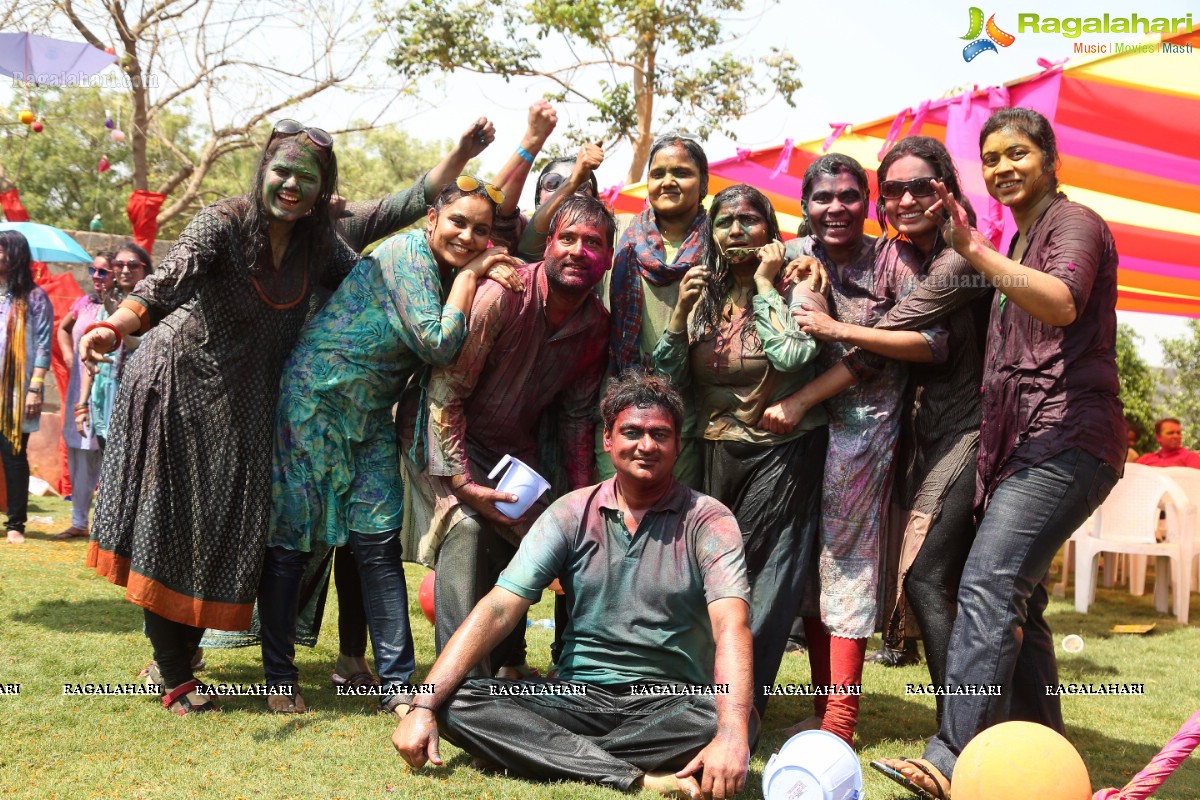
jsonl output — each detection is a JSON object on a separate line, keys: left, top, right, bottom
{"left": 803, "top": 616, "right": 867, "bottom": 746}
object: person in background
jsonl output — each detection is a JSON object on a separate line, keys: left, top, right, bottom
{"left": 0, "top": 230, "right": 54, "bottom": 545}
{"left": 1135, "top": 418, "right": 1200, "bottom": 468}
{"left": 52, "top": 250, "right": 115, "bottom": 540}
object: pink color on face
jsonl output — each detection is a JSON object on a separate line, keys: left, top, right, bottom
{"left": 544, "top": 220, "right": 613, "bottom": 292}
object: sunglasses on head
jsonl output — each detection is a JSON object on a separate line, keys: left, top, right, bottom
{"left": 539, "top": 173, "right": 567, "bottom": 193}
{"left": 880, "top": 177, "right": 938, "bottom": 200}
{"left": 272, "top": 119, "right": 333, "bottom": 150}
{"left": 88, "top": 266, "right": 111, "bottom": 278}
{"left": 456, "top": 175, "right": 505, "bottom": 205}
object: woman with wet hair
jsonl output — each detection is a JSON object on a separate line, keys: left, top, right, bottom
{"left": 654, "top": 183, "right": 827, "bottom": 719}
{"left": 874, "top": 108, "right": 1122, "bottom": 799}
{"left": 0, "top": 230, "right": 54, "bottom": 545}
{"left": 80, "top": 117, "right": 495, "bottom": 715}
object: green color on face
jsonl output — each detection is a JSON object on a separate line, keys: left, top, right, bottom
{"left": 261, "top": 144, "right": 323, "bottom": 223}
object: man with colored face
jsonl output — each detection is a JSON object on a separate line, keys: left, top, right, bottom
{"left": 1136, "top": 418, "right": 1200, "bottom": 468}
{"left": 400, "top": 193, "right": 614, "bottom": 679}
{"left": 393, "top": 371, "right": 753, "bottom": 800}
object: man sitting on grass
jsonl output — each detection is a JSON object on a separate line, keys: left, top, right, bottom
{"left": 392, "top": 371, "right": 753, "bottom": 800}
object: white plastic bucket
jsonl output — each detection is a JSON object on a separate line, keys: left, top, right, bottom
{"left": 487, "top": 454, "right": 551, "bottom": 520}
{"left": 762, "top": 729, "right": 863, "bottom": 800}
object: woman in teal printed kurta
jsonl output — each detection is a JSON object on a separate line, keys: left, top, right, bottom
{"left": 260, "top": 179, "right": 520, "bottom": 714}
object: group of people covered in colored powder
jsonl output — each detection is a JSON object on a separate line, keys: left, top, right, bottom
{"left": 7, "top": 96, "right": 1123, "bottom": 800}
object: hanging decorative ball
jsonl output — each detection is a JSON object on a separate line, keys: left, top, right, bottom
{"left": 105, "top": 109, "right": 114, "bottom": 129}
{"left": 89, "top": 214, "right": 103, "bottom": 232}
{"left": 104, "top": 46, "right": 116, "bottom": 55}
{"left": 19, "top": 109, "right": 34, "bottom": 125}
{"left": 98, "top": 156, "right": 111, "bottom": 173}
{"left": 111, "top": 129, "right": 126, "bottom": 143}
{"left": 31, "top": 121, "right": 44, "bottom": 133}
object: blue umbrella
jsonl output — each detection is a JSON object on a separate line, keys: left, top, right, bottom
{"left": 0, "top": 221, "right": 93, "bottom": 263}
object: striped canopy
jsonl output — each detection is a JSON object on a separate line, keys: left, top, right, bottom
{"left": 613, "top": 25, "right": 1200, "bottom": 317}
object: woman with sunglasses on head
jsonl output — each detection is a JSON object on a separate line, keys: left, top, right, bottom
{"left": 0, "top": 231, "right": 54, "bottom": 545}
{"left": 52, "top": 251, "right": 116, "bottom": 541}
{"left": 762, "top": 153, "right": 934, "bottom": 746}
{"left": 873, "top": 108, "right": 1122, "bottom": 800}
{"left": 79, "top": 117, "right": 496, "bottom": 715}
{"left": 602, "top": 132, "right": 710, "bottom": 489}
{"left": 264, "top": 176, "right": 520, "bottom": 715}
{"left": 767, "top": 137, "right": 990, "bottom": 728}
{"left": 652, "top": 184, "right": 828, "bottom": 721}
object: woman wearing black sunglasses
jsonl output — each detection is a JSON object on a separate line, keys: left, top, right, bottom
{"left": 79, "top": 117, "right": 496, "bottom": 715}
{"left": 770, "top": 137, "right": 991, "bottom": 728}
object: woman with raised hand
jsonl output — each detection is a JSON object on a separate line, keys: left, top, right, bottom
{"left": 873, "top": 108, "right": 1123, "bottom": 799}
{"left": 652, "top": 184, "right": 827, "bottom": 720}
{"left": 602, "top": 132, "right": 710, "bottom": 489}
{"left": 0, "top": 230, "right": 54, "bottom": 545}
{"left": 80, "top": 117, "right": 494, "bottom": 715}
{"left": 264, "top": 177, "right": 520, "bottom": 715}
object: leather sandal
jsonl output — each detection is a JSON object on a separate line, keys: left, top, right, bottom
{"left": 50, "top": 527, "right": 89, "bottom": 541}
{"left": 162, "top": 680, "right": 219, "bottom": 715}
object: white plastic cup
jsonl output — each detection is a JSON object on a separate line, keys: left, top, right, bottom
{"left": 1062, "top": 634, "right": 1084, "bottom": 654}
{"left": 762, "top": 729, "right": 863, "bottom": 800}
{"left": 487, "top": 455, "right": 552, "bottom": 520}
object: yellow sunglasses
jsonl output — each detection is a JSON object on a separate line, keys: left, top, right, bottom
{"left": 456, "top": 175, "right": 505, "bottom": 205}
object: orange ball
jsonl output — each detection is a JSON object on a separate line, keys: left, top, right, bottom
{"left": 19, "top": 109, "right": 34, "bottom": 125}
{"left": 952, "top": 721, "right": 1091, "bottom": 800}
{"left": 418, "top": 570, "right": 436, "bottom": 625}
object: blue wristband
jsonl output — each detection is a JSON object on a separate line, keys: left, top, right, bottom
{"left": 516, "top": 146, "right": 534, "bottom": 164}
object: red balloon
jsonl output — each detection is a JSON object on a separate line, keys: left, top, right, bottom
{"left": 98, "top": 156, "right": 111, "bottom": 173}
{"left": 31, "top": 121, "right": 44, "bottom": 133}
{"left": 418, "top": 570, "right": 436, "bottom": 624}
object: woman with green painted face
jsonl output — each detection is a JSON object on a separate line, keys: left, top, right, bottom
{"left": 79, "top": 118, "right": 495, "bottom": 715}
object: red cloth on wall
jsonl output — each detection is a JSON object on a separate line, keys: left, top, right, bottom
{"left": 0, "top": 189, "right": 30, "bottom": 222}
{"left": 127, "top": 190, "right": 167, "bottom": 253}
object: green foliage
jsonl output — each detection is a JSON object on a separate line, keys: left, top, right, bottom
{"left": 335, "top": 126, "right": 454, "bottom": 202}
{"left": 382, "top": 0, "right": 801, "bottom": 180}
{"left": 1116, "top": 323, "right": 1159, "bottom": 453}
{"left": 1159, "top": 319, "right": 1200, "bottom": 450}
{"left": 2, "top": 87, "right": 195, "bottom": 234}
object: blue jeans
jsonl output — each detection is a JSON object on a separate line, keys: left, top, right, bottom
{"left": 350, "top": 527, "right": 415, "bottom": 709}
{"left": 923, "top": 448, "right": 1119, "bottom": 779}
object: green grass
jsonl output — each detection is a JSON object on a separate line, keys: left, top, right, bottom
{"left": 1, "top": 495, "right": 1198, "bottom": 798}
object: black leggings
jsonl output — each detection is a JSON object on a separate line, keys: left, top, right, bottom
{"left": 334, "top": 545, "right": 368, "bottom": 658}
{"left": 903, "top": 463, "right": 977, "bottom": 721}
{"left": 0, "top": 433, "right": 30, "bottom": 533}
{"left": 143, "top": 609, "right": 204, "bottom": 689}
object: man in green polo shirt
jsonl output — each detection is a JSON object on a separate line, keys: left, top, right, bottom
{"left": 392, "top": 371, "right": 752, "bottom": 800}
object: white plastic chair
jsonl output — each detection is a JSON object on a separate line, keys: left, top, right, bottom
{"left": 1074, "top": 463, "right": 1194, "bottom": 624}
{"left": 1160, "top": 467, "right": 1200, "bottom": 595}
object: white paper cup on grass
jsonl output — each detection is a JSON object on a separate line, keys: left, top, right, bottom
{"left": 763, "top": 729, "right": 863, "bottom": 800}
{"left": 487, "top": 455, "right": 551, "bottom": 520}
{"left": 1062, "top": 634, "right": 1084, "bottom": 654}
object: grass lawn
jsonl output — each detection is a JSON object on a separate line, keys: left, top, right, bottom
{"left": 1, "top": 494, "right": 1198, "bottom": 799}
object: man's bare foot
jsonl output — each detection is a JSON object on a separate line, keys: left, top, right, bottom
{"left": 267, "top": 690, "right": 307, "bottom": 714}
{"left": 640, "top": 772, "right": 702, "bottom": 799}
{"left": 6, "top": 529, "right": 25, "bottom": 544}
{"left": 874, "top": 757, "right": 951, "bottom": 799}
{"left": 776, "top": 714, "right": 823, "bottom": 738}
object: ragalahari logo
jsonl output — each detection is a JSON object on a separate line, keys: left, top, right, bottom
{"left": 961, "top": 7, "right": 1016, "bottom": 61}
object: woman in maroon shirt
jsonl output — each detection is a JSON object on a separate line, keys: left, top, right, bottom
{"left": 873, "top": 108, "right": 1123, "bottom": 798}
